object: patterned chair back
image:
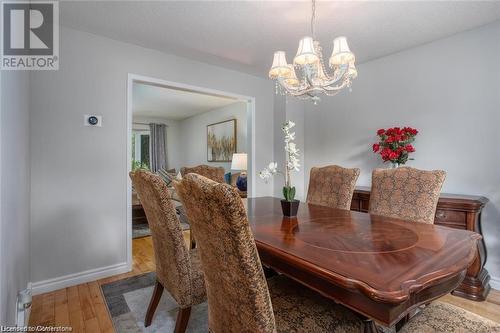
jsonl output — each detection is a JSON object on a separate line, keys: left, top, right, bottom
{"left": 175, "top": 174, "right": 276, "bottom": 333}
{"left": 180, "top": 165, "right": 225, "bottom": 183}
{"left": 369, "top": 167, "right": 446, "bottom": 224}
{"left": 129, "top": 170, "right": 194, "bottom": 307}
{"left": 306, "top": 165, "right": 360, "bottom": 210}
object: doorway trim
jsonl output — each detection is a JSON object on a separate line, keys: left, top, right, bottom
{"left": 126, "top": 73, "right": 256, "bottom": 270}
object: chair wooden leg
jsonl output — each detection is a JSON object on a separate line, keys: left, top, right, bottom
{"left": 174, "top": 307, "right": 192, "bottom": 333}
{"left": 144, "top": 280, "right": 164, "bottom": 327}
{"left": 190, "top": 230, "right": 196, "bottom": 249}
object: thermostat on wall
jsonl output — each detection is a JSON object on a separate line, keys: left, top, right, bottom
{"left": 84, "top": 115, "right": 102, "bottom": 127}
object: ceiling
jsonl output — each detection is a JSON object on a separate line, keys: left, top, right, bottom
{"left": 61, "top": 1, "right": 500, "bottom": 77}
{"left": 132, "top": 82, "right": 240, "bottom": 120}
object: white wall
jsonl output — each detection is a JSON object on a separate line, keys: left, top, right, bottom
{"left": 0, "top": 72, "right": 31, "bottom": 324}
{"left": 272, "top": 95, "right": 286, "bottom": 198}
{"left": 180, "top": 102, "right": 247, "bottom": 172}
{"left": 132, "top": 116, "right": 182, "bottom": 171}
{"left": 303, "top": 22, "right": 500, "bottom": 285}
{"left": 29, "top": 26, "right": 275, "bottom": 289}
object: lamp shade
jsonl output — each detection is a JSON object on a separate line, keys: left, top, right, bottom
{"left": 231, "top": 153, "right": 247, "bottom": 171}
{"left": 293, "top": 37, "right": 319, "bottom": 66}
{"left": 329, "top": 36, "right": 355, "bottom": 67}
{"left": 269, "top": 51, "right": 292, "bottom": 79}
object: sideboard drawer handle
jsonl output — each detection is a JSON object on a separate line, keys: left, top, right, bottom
{"left": 436, "top": 210, "right": 446, "bottom": 219}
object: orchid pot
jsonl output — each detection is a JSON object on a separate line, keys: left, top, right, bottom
{"left": 281, "top": 199, "right": 300, "bottom": 217}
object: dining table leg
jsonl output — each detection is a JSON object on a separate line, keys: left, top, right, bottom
{"left": 362, "top": 317, "right": 380, "bottom": 333}
{"left": 395, "top": 314, "right": 410, "bottom": 332}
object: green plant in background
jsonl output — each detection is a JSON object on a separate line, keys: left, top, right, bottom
{"left": 132, "top": 160, "right": 150, "bottom": 171}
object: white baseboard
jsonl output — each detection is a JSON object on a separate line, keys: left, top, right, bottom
{"left": 16, "top": 282, "right": 32, "bottom": 327}
{"left": 490, "top": 275, "right": 500, "bottom": 291}
{"left": 32, "top": 262, "right": 130, "bottom": 295}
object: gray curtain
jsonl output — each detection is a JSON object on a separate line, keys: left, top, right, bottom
{"left": 149, "top": 123, "right": 167, "bottom": 172}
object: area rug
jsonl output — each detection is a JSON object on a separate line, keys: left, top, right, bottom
{"left": 101, "top": 272, "right": 208, "bottom": 333}
{"left": 132, "top": 223, "right": 152, "bottom": 239}
{"left": 101, "top": 273, "right": 499, "bottom": 333}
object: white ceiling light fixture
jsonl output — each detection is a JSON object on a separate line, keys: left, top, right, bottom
{"left": 268, "top": 0, "right": 357, "bottom": 104}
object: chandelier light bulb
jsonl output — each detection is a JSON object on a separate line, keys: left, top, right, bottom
{"left": 283, "top": 65, "right": 300, "bottom": 87}
{"left": 348, "top": 62, "right": 358, "bottom": 79}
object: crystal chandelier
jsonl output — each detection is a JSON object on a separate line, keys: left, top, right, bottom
{"left": 268, "top": 0, "right": 357, "bottom": 104}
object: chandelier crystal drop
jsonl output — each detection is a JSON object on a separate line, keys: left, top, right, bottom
{"left": 268, "top": 0, "right": 357, "bottom": 104}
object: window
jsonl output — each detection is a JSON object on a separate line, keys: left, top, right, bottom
{"left": 132, "top": 130, "right": 150, "bottom": 170}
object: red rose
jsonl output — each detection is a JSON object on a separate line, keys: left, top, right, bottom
{"left": 405, "top": 144, "right": 415, "bottom": 152}
{"left": 380, "top": 148, "right": 391, "bottom": 159}
{"left": 381, "top": 149, "right": 391, "bottom": 161}
{"left": 373, "top": 126, "right": 417, "bottom": 163}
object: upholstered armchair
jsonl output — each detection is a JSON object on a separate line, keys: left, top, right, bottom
{"left": 369, "top": 167, "right": 446, "bottom": 224}
{"left": 306, "top": 165, "right": 360, "bottom": 210}
{"left": 180, "top": 165, "right": 225, "bottom": 183}
{"left": 129, "top": 170, "right": 206, "bottom": 333}
{"left": 174, "top": 173, "right": 363, "bottom": 333}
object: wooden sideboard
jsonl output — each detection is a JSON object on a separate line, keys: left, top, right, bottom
{"left": 132, "top": 192, "right": 148, "bottom": 225}
{"left": 351, "top": 186, "right": 490, "bottom": 302}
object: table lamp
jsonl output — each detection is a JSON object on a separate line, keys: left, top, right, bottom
{"left": 231, "top": 153, "right": 247, "bottom": 191}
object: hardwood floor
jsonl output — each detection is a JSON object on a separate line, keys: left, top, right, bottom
{"left": 29, "top": 236, "right": 158, "bottom": 333}
{"left": 29, "top": 233, "right": 500, "bottom": 332}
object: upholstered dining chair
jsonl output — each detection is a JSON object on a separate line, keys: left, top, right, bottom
{"left": 175, "top": 173, "right": 363, "bottom": 333}
{"left": 129, "top": 170, "right": 206, "bottom": 333}
{"left": 306, "top": 165, "right": 360, "bottom": 210}
{"left": 369, "top": 167, "right": 446, "bottom": 224}
{"left": 180, "top": 165, "right": 225, "bottom": 248}
{"left": 180, "top": 164, "right": 225, "bottom": 183}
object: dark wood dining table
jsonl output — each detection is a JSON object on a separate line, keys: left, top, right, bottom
{"left": 246, "top": 197, "right": 481, "bottom": 332}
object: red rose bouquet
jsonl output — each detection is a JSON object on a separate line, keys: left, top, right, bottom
{"left": 372, "top": 127, "right": 418, "bottom": 166}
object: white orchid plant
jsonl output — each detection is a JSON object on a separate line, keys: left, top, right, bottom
{"left": 259, "top": 121, "right": 300, "bottom": 202}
